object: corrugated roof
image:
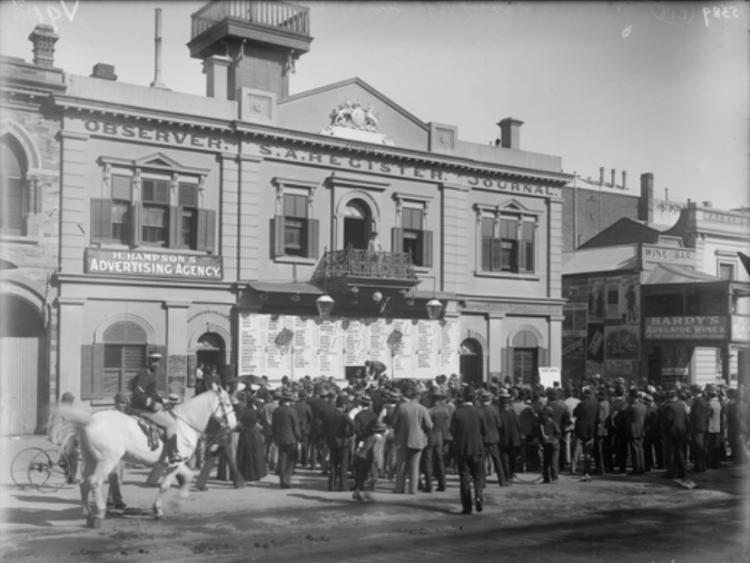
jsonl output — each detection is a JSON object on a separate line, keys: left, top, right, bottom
{"left": 562, "top": 245, "right": 639, "bottom": 275}
{"left": 244, "top": 281, "right": 323, "bottom": 295}
{"left": 642, "top": 263, "right": 719, "bottom": 285}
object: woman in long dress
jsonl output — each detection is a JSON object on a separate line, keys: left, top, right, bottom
{"left": 236, "top": 393, "right": 267, "bottom": 481}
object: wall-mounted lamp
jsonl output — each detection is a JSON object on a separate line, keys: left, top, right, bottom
{"left": 316, "top": 294, "right": 335, "bottom": 319}
{"left": 426, "top": 298, "right": 443, "bottom": 320}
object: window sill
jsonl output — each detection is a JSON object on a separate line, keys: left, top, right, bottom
{"left": 474, "top": 270, "right": 540, "bottom": 282}
{"left": 413, "top": 265, "right": 433, "bottom": 275}
{"left": 0, "top": 233, "right": 38, "bottom": 245}
{"left": 274, "top": 255, "right": 318, "bottom": 266}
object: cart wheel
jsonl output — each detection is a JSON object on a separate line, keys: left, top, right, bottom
{"left": 37, "top": 449, "right": 72, "bottom": 493}
{"left": 26, "top": 449, "right": 56, "bottom": 491}
{"left": 10, "top": 447, "right": 48, "bottom": 489}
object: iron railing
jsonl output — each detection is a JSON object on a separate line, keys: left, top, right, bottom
{"left": 191, "top": 0, "right": 310, "bottom": 39}
{"left": 311, "top": 249, "right": 418, "bottom": 286}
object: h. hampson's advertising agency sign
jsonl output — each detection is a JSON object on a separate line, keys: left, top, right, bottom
{"left": 85, "top": 248, "right": 222, "bottom": 280}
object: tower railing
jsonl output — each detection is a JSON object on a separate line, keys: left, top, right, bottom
{"left": 191, "top": 0, "right": 310, "bottom": 40}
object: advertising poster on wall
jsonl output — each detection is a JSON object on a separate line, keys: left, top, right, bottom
{"left": 587, "top": 322, "right": 605, "bottom": 362}
{"left": 604, "top": 325, "right": 640, "bottom": 360}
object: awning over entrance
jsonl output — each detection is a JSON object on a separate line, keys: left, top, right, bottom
{"left": 642, "top": 263, "right": 719, "bottom": 285}
{"left": 244, "top": 281, "right": 324, "bottom": 296}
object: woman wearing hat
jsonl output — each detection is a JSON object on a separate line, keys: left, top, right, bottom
{"left": 129, "top": 351, "right": 186, "bottom": 464}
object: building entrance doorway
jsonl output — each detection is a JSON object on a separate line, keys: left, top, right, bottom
{"left": 343, "top": 199, "right": 372, "bottom": 250}
{"left": 460, "top": 338, "right": 483, "bottom": 387}
{"left": 0, "top": 294, "right": 44, "bottom": 434}
{"left": 195, "top": 332, "right": 225, "bottom": 389}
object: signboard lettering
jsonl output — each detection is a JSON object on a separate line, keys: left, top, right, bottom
{"left": 85, "top": 248, "right": 222, "bottom": 280}
{"left": 644, "top": 316, "right": 727, "bottom": 340}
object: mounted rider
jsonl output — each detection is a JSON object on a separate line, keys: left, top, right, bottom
{"left": 129, "top": 351, "right": 187, "bottom": 464}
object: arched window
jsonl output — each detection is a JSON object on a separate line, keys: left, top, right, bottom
{"left": 344, "top": 199, "right": 371, "bottom": 250}
{"left": 1, "top": 136, "right": 29, "bottom": 235}
{"left": 101, "top": 321, "right": 148, "bottom": 395}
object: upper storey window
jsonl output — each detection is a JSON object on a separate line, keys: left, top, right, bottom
{"left": 392, "top": 198, "right": 432, "bottom": 268}
{"left": 476, "top": 201, "right": 538, "bottom": 275}
{"left": 271, "top": 178, "right": 319, "bottom": 260}
{"left": 91, "top": 154, "right": 214, "bottom": 252}
{"left": 0, "top": 137, "right": 29, "bottom": 236}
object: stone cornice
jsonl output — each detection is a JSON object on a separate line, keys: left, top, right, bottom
{"left": 53, "top": 95, "right": 233, "bottom": 134}
{"left": 49, "top": 93, "right": 571, "bottom": 187}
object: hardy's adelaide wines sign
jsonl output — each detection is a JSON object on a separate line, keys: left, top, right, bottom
{"left": 644, "top": 316, "right": 727, "bottom": 340}
{"left": 85, "top": 248, "right": 222, "bottom": 280}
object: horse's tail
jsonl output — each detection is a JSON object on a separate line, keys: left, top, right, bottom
{"left": 47, "top": 404, "right": 92, "bottom": 447}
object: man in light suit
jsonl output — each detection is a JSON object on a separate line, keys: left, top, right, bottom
{"left": 392, "top": 384, "right": 433, "bottom": 494}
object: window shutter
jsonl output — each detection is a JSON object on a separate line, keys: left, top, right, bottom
{"left": 422, "top": 230, "right": 433, "bottom": 268}
{"left": 197, "top": 209, "right": 216, "bottom": 252}
{"left": 307, "top": 218, "right": 319, "bottom": 258}
{"left": 91, "top": 343, "right": 105, "bottom": 399}
{"left": 272, "top": 215, "right": 286, "bottom": 257}
{"left": 80, "top": 344, "right": 93, "bottom": 399}
{"left": 169, "top": 206, "right": 182, "bottom": 248}
{"left": 521, "top": 222, "right": 535, "bottom": 271}
{"left": 90, "top": 199, "right": 112, "bottom": 241}
{"left": 130, "top": 202, "right": 142, "bottom": 246}
{"left": 391, "top": 227, "right": 404, "bottom": 254}
{"left": 492, "top": 239, "right": 503, "bottom": 271}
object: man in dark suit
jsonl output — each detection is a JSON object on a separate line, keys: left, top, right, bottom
{"left": 497, "top": 389, "right": 521, "bottom": 482}
{"left": 477, "top": 389, "right": 507, "bottom": 488}
{"left": 688, "top": 385, "right": 708, "bottom": 472}
{"left": 573, "top": 387, "right": 599, "bottom": 481}
{"left": 271, "top": 391, "right": 301, "bottom": 489}
{"left": 624, "top": 390, "right": 647, "bottom": 475}
{"left": 450, "top": 387, "right": 486, "bottom": 514}
{"left": 545, "top": 388, "right": 569, "bottom": 481}
{"left": 323, "top": 394, "right": 354, "bottom": 491}
{"left": 293, "top": 390, "right": 313, "bottom": 468}
{"left": 662, "top": 389, "right": 690, "bottom": 480}
{"left": 423, "top": 386, "right": 452, "bottom": 492}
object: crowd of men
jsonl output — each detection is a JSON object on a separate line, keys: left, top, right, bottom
{"left": 202, "top": 372, "right": 750, "bottom": 514}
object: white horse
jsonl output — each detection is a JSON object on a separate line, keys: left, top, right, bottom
{"left": 53, "top": 388, "right": 237, "bottom": 527}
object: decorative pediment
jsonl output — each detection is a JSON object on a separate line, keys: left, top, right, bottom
{"left": 134, "top": 152, "right": 187, "bottom": 171}
{"left": 499, "top": 198, "right": 532, "bottom": 213}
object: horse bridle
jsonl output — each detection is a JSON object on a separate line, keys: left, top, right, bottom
{"left": 169, "top": 388, "right": 235, "bottom": 436}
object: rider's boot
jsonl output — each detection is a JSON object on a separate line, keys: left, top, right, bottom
{"left": 166, "top": 435, "right": 187, "bottom": 465}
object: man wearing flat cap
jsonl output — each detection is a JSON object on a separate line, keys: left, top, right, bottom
{"left": 129, "top": 350, "right": 186, "bottom": 464}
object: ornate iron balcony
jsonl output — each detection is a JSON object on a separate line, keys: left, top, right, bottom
{"left": 311, "top": 249, "right": 420, "bottom": 294}
{"left": 191, "top": 0, "right": 310, "bottom": 40}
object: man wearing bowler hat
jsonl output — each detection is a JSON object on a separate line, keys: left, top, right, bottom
{"left": 129, "top": 350, "right": 186, "bottom": 464}
{"left": 272, "top": 390, "right": 301, "bottom": 489}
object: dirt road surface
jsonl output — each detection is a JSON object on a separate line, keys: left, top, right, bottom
{"left": 1, "top": 435, "right": 748, "bottom": 563}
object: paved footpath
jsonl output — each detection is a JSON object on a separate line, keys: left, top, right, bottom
{"left": 1, "top": 434, "right": 749, "bottom": 563}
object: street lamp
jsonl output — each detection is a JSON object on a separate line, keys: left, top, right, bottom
{"left": 315, "top": 294, "right": 335, "bottom": 319}
{"left": 426, "top": 298, "right": 443, "bottom": 320}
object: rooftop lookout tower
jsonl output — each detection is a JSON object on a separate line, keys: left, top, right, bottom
{"left": 188, "top": 0, "right": 312, "bottom": 100}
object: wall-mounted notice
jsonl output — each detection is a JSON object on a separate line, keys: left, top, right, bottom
{"left": 238, "top": 313, "right": 460, "bottom": 382}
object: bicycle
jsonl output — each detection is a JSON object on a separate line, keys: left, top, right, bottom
{"left": 10, "top": 446, "right": 77, "bottom": 493}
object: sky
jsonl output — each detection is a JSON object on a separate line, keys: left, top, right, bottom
{"left": 1, "top": 1, "right": 748, "bottom": 210}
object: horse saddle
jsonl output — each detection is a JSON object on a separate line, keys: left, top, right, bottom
{"left": 131, "top": 416, "right": 164, "bottom": 451}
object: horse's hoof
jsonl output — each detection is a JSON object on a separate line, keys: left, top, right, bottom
{"left": 86, "top": 515, "right": 102, "bottom": 528}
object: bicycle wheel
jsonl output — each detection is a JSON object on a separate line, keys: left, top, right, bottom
{"left": 39, "top": 449, "right": 72, "bottom": 493}
{"left": 10, "top": 447, "right": 48, "bottom": 489}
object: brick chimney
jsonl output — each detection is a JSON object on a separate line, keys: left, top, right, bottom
{"left": 639, "top": 172, "right": 654, "bottom": 222}
{"left": 599, "top": 166, "right": 604, "bottom": 186}
{"left": 91, "top": 63, "right": 118, "bottom": 81}
{"left": 28, "top": 24, "right": 59, "bottom": 68}
{"left": 497, "top": 118, "right": 524, "bottom": 150}
{"left": 610, "top": 168, "right": 616, "bottom": 187}
{"left": 621, "top": 170, "right": 627, "bottom": 190}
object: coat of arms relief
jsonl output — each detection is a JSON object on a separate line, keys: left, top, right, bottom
{"left": 321, "top": 101, "right": 394, "bottom": 145}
